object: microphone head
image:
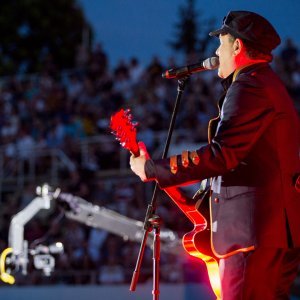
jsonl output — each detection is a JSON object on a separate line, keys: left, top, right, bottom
{"left": 203, "top": 57, "right": 219, "bottom": 70}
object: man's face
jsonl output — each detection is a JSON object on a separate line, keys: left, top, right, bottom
{"left": 215, "top": 34, "right": 236, "bottom": 78}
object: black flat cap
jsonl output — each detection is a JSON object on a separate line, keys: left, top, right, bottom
{"left": 209, "top": 11, "right": 281, "bottom": 53}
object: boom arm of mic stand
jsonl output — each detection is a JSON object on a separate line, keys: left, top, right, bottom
{"left": 130, "top": 77, "right": 189, "bottom": 296}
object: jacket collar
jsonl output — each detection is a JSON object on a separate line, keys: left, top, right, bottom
{"left": 221, "top": 62, "right": 269, "bottom": 91}
{"left": 221, "top": 73, "right": 234, "bottom": 91}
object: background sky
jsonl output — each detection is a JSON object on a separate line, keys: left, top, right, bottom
{"left": 78, "top": 0, "right": 300, "bottom": 68}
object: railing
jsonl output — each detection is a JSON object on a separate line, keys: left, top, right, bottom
{"left": 8, "top": 267, "right": 160, "bottom": 286}
{"left": 0, "top": 147, "right": 76, "bottom": 198}
{"left": 0, "top": 130, "right": 201, "bottom": 201}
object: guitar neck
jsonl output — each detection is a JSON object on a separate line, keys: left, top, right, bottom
{"left": 128, "top": 142, "right": 202, "bottom": 224}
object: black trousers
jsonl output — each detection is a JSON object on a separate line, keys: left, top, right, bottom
{"left": 219, "top": 248, "right": 300, "bottom": 300}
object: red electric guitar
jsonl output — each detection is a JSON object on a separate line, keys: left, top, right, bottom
{"left": 110, "top": 109, "right": 221, "bottom": 299}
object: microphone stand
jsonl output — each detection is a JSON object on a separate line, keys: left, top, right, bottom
{"left": 130, "top": 76, "right": 189, "bottom": 300}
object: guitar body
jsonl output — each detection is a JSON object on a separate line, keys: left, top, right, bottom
{"left": 163, "top": 186, "right": 221, "bottom": 299}
{"left": 183, "top": 225, "right": 214, "bottom": 260}
{"left": 110, "top": 109, "right": 221, "bottom": 299}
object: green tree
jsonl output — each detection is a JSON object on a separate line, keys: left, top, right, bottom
{"left": 169, "top": 0, "right": 216, "bottom": 59}
{"left": 0, "top": 0, "right": 93, "bottom": 75}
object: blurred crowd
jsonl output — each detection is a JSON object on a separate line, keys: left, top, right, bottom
{"left": 0, "top": 37, "right": 299, "bottom": 288}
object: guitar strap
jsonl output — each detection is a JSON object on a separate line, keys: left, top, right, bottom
{"left": 193, "top": 179, "right": 211, "bottom": 210}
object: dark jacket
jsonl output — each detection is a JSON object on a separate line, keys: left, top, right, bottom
{"left": 146, "top": 63, "right": 300, "bottom": 257}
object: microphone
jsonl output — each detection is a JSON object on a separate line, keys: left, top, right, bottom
{"left": 162, "top": 57, "right": 219, "bottom": 79}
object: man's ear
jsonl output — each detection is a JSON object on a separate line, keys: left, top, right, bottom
{"left": 233, "top": 38, "right": 243, "bottom": 55}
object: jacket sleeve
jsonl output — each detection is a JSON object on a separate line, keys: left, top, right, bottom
{"left": 152, "top": 75, "right": 276, "bottom": 188}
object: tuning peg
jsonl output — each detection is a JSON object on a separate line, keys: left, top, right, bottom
{"left": 124, "top": 109, "right": 133, "bottom": 119}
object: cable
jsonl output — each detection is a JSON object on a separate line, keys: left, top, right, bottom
{"left": 30, "top": 210, "right": 65, "bottom": 249}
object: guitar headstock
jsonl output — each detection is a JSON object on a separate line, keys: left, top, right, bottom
{"left": 110, "top": 108, "right": 140, "bottom": 156}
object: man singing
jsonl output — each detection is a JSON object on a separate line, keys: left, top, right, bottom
{"left": 130, "top": 11, "right": 300, "bottom": 299}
